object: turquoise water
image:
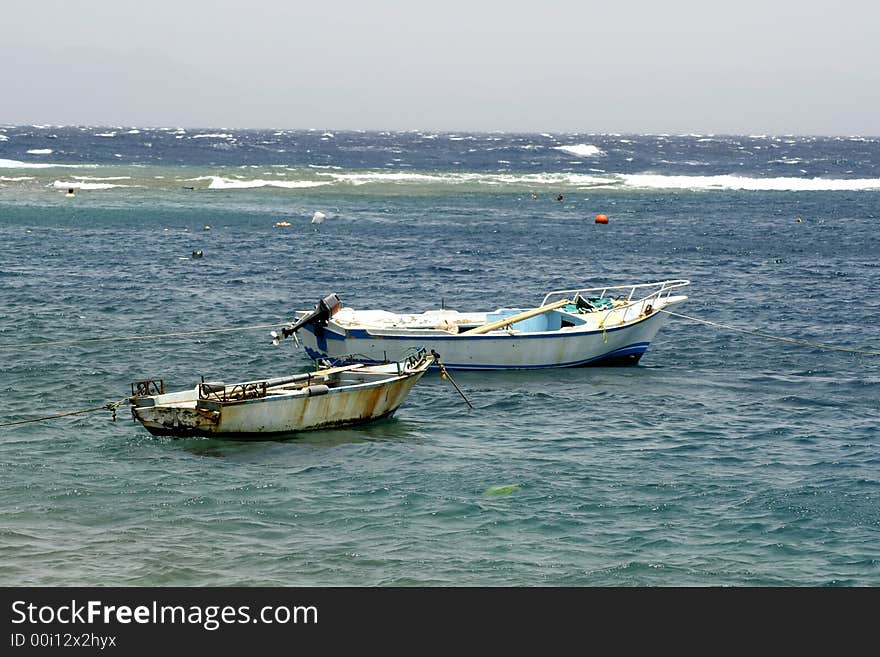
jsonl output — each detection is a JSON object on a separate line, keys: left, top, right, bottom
{"left": 1, "top": 129, "right": 879, "bottom": 586}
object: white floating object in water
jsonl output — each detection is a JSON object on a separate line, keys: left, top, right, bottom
{"left": 311, "top": 211, "right": 326, "bottom": 224}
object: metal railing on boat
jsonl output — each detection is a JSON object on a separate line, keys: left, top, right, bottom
{"left": 541, "top": 279, "right": 690, "bottom": 326}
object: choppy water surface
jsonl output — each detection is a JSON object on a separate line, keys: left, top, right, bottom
{"left": 1, "top": 128, "right": 878, "bottom": 585}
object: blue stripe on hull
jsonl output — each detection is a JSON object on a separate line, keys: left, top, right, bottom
{"left": 304, "top": 342, "right": 651, "bottom": 370}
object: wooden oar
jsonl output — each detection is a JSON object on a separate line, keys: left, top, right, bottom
{"left": 460, "top": 298, "right": 571, "bottom": 335}
{"left": 310, "top": 363, "right": 365, "bottom": 377}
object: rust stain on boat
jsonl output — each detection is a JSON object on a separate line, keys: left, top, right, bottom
{"left": 129, "top": 352, "right": 432, "bottom": 438}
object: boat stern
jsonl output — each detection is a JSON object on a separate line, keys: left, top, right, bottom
{"left": 131, "top": 403, "right": 221, "bottom": 436}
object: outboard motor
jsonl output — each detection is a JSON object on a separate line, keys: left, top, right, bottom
{"left": 272, "top": 293, "right": 341, "bottom": 345}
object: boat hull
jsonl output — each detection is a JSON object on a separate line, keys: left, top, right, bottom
{"left": 297, "top": 299, "right": 684, "bottom": 370}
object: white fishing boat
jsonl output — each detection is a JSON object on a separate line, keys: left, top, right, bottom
{"left": 129, "top": 350, "right": 433, "bottom": 438}
{"left": 279, "top": 280, "right": 690, "bottom": 370}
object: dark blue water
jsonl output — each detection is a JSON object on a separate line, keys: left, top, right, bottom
{"left": 3, "top": 127, "right": 879, "bottom": 180}
{"left": 1, "top": 128, "right": 878, "bottom": 585}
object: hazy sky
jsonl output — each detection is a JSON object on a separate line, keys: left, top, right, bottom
{"left": 3, "top": 0, "right": 879, "bottom": 134}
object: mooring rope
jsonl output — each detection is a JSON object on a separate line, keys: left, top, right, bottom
{"left": 0, "top": 322, "right": 290, "bottom": 350}
{"left": 0, "top": 398, "right": 129, "bottom": 428}
{"left": 430, "top": 350, "right": 474, "bottom": 410}
{"left": 662, "top": 309, "right": 880, "bottom": 356}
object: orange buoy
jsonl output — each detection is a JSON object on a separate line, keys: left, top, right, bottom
{"left": 595, "top": 213, "right": 609, "bottom": 224}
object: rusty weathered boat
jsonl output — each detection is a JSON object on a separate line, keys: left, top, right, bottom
{"left": 128, "top": 350, "right": 433, "bottom": 438}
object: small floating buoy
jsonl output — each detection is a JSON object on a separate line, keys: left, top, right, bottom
{"left": 192, "top": 250, "right": 203, "bottom": 258}
{"left": 595, "top": 213, "right": 609, "bottom": 224}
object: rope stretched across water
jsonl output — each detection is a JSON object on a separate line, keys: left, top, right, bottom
{"left": 0, "top": 322, "right": 289, "bottom": 350}
{"left": 0, "top": 398, "right": 129, "bottom": 428}
{"left": 661, "top": 309, "right": 880, "bottom": 356}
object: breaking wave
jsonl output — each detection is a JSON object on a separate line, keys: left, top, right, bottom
{"left": 200, "top": 176, "right": 330, "bottom": 190}
{"left": 315, "top": 171, "right": 611, "bottom": 187}
{"left": 619, "top": 174, "right": 880, "bottom": 191}
{"left": 2, "top": 166, "right": 878, "bottom": 194}
{"left": 52, "top": 180, "right": 131, "bottom": 190}
{"left": 0, "top": 158, "right": 88, "bottom": 169}
{"left": 554, "top": 144, "right": 606, "bottom": 157}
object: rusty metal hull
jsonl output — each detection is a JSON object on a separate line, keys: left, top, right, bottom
{"left": 130, "top": 359, "right": 429, "bottom": 439}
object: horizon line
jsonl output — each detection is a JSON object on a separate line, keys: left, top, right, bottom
{"left": 1, "top": 123, "right": 879, "bottom": 140}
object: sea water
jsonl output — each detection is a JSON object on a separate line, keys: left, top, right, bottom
{"left": 1, "top": 127, "right": 878, "bottom": 585}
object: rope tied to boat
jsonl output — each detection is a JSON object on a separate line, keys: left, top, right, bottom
{"left": 430, "top": 350, "right": 474, "bottom": 410}
{"left": 661, "top": 309, "right": 880, "bottom": 356}
{"left": 0, "top": 323, "right": 292, "bottom": 350}
{"left": 0, "top": 397, "right": 129, "bottom": 428}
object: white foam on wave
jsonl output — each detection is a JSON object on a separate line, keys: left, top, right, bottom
{"left": 620, "top": 173, "right": 880, "bottom": 191}
{"left": 26, "top": 149, "right": 53, "bottom": 155}
{"left": 554, "top": 144, "right": 606, "bottom": 157}
{"left": 0, "top": 135, "right": 8, "bottom": 142}
{"left": 95, "top": 132, "right": 116, "bottom": 137}
{"left": 202, "top": 176, "right": 330, "bottom": 190}
{"left": 72, "top": 176, "right": 131, "bottom": 181}
{"left": 494, "top": 173, "right": 610, "bottom": 187}
{"left": 52, "top": 180, "right": 130, "bottom": 190}
{"left": 320, "top": 171, "right": 446, "bottom": 185}
{"left": 0, "top": 176, "right": 34, "bottom": 181}
{"left": 318, "top": 170, "right": 612, "bottom": 188}
{"left": 0, "top": 158, "right": 87, "bottom": 169}
{"left": 192, "top": 133, "right": 233, "bottom": 139}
